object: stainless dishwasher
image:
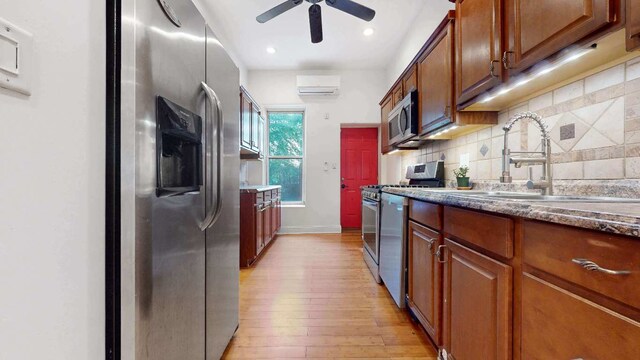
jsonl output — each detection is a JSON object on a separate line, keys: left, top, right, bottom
{"left": 379, "top": 192, "right": 408, "bottom": 308}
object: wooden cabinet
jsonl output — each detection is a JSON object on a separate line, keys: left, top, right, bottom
{"left": 408, "top": 221, "right": 442, "bottom": 345}
{"left": 505, "top": 0, "right": 621, "bottom": 77}
{"left": 251, "top": 104, "right": 260, "bottom": 150}
{"left": 628, "top": 0, "right": 640, "bottom": 51}
{"left": 380, "top": 95, "right": 393, "bottom": 154}
{"left": 455, "top": 0, "right": 504, "bottom": 107}
{"left": 240, "top": 86, "right": 264, "bottom": 159}
{"left": 240, "top": 188, "right": 282, "bottom": 267}
{"left": 402, "top": 64, "right": 418, "bottom": 95}
{"left": 523, "top": 220, "right": 640, "bottom": 310}
{"left": 442, "top": 238, "right": 512, "bottom": 360}
{"left": 240, "top": 90, "right": 253, "bottom": 150}
{"left": 255, "top": 202, "right": 265, "bottom": 256}
{"left": 521, "top": 273, "right": 640, "bottom": 359}
{"left": 419, "top": 13, "right": 454, "bottom": 135}
{"left": 392, "top": 83, "right": 403, "bottom": 106}
{"left": 444, "top": 206, "right": 514, "bottom": 259}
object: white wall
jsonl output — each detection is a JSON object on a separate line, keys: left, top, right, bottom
{"left": 247, "top": 69, "right": 387, "bottom": 233}
{"left": 0, "top": 1, "right": 104, "bottom": 359}
{"left": 385, "top": 1, "right": 455, "bottom": 88}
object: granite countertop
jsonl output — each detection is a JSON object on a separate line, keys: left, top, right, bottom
{"left": 240, "top": 185, "right": 282, "bottom": 193}
{"left": 383, "top": 188, "right": 640, "bottom": 238}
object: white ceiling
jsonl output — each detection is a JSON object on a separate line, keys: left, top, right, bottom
{"left": 203, "top": 0, "right": 430, "bottom": 70}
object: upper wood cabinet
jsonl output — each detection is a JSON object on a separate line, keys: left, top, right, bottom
{"left": 455, "top": 0, "right": 504, "bottom": 107}
{"left": 419, "top": 14, "right": 454, "bottom": 135}
{"left": 442, "top": 238, "right": 512, "bottom": 360}
{"left": 240, "top": 90, "right": 253, "bottom": 150}
{"left": 505, "top": 0, "right": 621, "bottom": 76}
{"left": 240, "top": 86, "right": 264, "bottom": 159}
{"left": 628, "top": 0, "right": 640, "bottom": 51}
{"left": 392, "top": 83, "right": 404, "bottom": 107}
{"left": 402, "top": 64, "right": 418, "bottom": 95}
{"left": 380, "top": 95, "right": 393, "bottom": 154}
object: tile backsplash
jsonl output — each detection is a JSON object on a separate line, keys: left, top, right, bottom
{"left": 401, "top": 57, "right": 640, "bottom": 191}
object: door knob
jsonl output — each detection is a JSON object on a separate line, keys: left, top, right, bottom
{"left": 341, "top": 184, "right": 346, "bottom": 189}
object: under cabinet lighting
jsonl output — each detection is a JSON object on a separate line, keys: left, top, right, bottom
{"left": 426, "top": 125, "right": 459, "bottom": 139}
{"left": 480, "top": 45, "right": 596, "bottom": 104}
{"left": 388, "top": 149, "right": 400, "bottom": 155}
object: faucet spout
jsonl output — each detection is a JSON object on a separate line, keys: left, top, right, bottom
{"left": 500, "top": 112, "right": 553, "bottom": 195}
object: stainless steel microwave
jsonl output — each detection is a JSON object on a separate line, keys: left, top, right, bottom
{"left": 388, "top": 90, "right": 420, "bottom": 148}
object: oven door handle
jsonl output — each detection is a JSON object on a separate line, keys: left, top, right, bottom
{"left": 362, "top": 199, "right": 378, "bottom": 211}
{"left": 200, "top": 81, "right": 224, "bottom": 231}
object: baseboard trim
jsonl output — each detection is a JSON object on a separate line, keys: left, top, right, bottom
{"left": 279, "top": 225, "right": 342, "bottom": 234}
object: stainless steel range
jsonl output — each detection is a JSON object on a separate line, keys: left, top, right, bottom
{"left": 361, "top": 161, "right": 445, "bottom": 289}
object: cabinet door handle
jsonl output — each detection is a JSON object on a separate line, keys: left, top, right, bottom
{"left": 502, "top": 51, "right": 514, "bottom": 70}
{"left": 435, "top": 245, "right": 448, "bottom": 264}
{"left": 489, "top": 60, "right": 500, "bottom": 78}
{"left": 571, "top": 258, "right": 631, "bottom": 276}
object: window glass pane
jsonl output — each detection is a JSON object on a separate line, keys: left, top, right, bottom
{"left": 268, "top": 112, "right": 303, "bottom": 156}
{"left": 269, "top": 159, "right": 303, "bottom": 202}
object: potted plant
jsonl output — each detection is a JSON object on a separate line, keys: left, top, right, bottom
{"left": 453, "top": 166, "right": 470, "bottom": 188}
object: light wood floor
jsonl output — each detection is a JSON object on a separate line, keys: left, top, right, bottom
{"left": 222, "top": 232, "right": 438, "bottom": 359}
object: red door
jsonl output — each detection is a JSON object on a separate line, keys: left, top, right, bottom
{"left": 340, "top": 128, "right": 379, "bottom": 229}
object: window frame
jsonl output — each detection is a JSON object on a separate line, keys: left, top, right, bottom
{"left": 265, "top": 106, "right": 307, "bottom": 206}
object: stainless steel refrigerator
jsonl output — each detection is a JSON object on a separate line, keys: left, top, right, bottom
{"left": 118, "top": 0, "right": 240, "bottom": 358}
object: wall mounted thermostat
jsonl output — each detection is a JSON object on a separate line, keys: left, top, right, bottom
{"left": 0, "top": 18, "right": 33, "bottom": 96}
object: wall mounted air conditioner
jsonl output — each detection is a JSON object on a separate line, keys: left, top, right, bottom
{"left": 296, "top": 75, "right": 341, "bottom": 96}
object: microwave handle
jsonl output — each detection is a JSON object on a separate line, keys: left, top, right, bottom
{"left": 200, "top": 81, "right": 225, "bottom": 230}
{"left": 398, "top": 106, "right": 408, "bottom": 135}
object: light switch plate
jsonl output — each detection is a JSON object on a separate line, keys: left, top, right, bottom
{"left": 0, "top": 18, "right": 32, "bottom": 96}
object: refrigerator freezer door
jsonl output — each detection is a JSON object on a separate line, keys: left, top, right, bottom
{"left": 204, "top": 25, "right": 241, "bottom": 360}
{"left": 379, "top": 193, "right": 407, "bottom": 308}
{"left": 122, "top": 0, "right": 208, "bottom": 359}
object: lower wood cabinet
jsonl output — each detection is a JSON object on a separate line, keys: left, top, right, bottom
{"left": 407, "top": 221, "right": 442, "bottom": 345}
{"left": 240, "top": 188, "right": 281, "bottom": 267}
{"left": 521, "top": 273, "right": 640, "bottom": 359}
{"left": 441, "top": 238, "right": 512, "bottom": 360}
{"left": 406, "top": 202, "right": 639, "bottom": 360}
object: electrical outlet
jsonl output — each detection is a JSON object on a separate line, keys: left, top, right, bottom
{"left": 459, "top": 153, "right": 470, "bottom": 167}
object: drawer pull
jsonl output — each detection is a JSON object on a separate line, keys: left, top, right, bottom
{"left": 435, "top": 245, "right": 447, "bottom": 264}
{"left": 571, "top": 258, "right": 631, "bottom": 276}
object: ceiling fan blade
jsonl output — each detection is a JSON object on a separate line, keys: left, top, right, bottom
{"left": 257, "top": 0, "right": 303, "bottom": 23}
{"left": 325, "top": 0, "right": 376, "bottom": 21}
{"left": 309, "top": 4, "right": 323, "bottom": 44}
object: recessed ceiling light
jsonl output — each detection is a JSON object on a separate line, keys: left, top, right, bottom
{"left": 266, "top": 47, "right": 276, "bottom": 54}
{"left": 363, "top": 28, "right": 374, "bottom": 36}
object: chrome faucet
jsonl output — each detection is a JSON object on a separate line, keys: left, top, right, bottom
{"left": 500, "top": 112, "right": 553, "bottom": 195}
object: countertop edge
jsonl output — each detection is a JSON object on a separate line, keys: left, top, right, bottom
{"left": 240, "top": 185, "right": 282, "bottom": 193}
{"left": 382, "top": 188, "right": 640, "bottom": 238}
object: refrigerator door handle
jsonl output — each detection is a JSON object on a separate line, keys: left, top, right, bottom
{"left": 200, "top": 81, "right": 225, "bottom": 230}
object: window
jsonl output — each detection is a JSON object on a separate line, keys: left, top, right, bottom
{"left": 267, "top": 111, "right": 305, "bottom": 204}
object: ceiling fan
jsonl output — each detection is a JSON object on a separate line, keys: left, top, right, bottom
{"left": 256, "top": 0, "right": 376, "bottom": 44}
